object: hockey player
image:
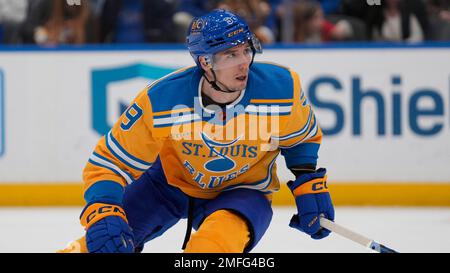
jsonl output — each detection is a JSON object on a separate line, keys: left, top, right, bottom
{"left": 59, "top": 9, "right": 334, "bottom": 253}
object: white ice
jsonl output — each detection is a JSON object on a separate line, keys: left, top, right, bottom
{"left": 0, "top": 207, "right": 449, "bottom": 253}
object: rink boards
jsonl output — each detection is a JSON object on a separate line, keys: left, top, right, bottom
{"left": 0, "top": 44, "right": 449, "bottom": 206}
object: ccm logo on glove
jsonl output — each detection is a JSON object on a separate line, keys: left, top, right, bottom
{"left": 80, "top": 203, "right": 128, "bottom": 229}
{"left": 293, "top": 177, "right": 329, "bottom": 196}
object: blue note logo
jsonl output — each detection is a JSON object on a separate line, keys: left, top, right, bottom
{"left": 0, "top": 69, "right": 4, "bottom": 157}
{"left": 91, "top": 63, "right": 177, "bottom": 135}
{"left": 201, "top": 132, "right": 241, "bottom": 173}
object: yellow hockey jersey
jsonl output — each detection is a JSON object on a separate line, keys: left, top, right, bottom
{"left": 83, "top": 62, "right": 322, "bottom": 200}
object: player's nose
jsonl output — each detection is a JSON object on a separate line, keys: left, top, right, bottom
{"left": 238, "top": 60, "right": 250, "bottom": 72}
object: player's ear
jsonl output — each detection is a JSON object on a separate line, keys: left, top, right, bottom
{"left": 199, "top": 56, "right": 212, "bottom": 71}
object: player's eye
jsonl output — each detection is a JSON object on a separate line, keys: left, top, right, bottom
{"left": 244, "top": 47, "right": 253, "bottom": 55}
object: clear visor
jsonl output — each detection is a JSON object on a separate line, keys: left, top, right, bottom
{"left": 207, "top": 35, "right": 262, "bottom": 71}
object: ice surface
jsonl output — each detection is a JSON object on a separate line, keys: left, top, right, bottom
{"left": 0, "top": 207, "right": 449, "bottom": 253}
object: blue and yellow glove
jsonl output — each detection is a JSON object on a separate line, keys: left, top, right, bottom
{"left": 287, "top": 168, "right": 335, "bottom": 240}
{"left": 80, "top": 201, "right": 135, "bottom": 253}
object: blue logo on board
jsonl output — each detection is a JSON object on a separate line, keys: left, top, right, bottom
{"left": 91, "top": 63, "right": 177, "bottom": 135}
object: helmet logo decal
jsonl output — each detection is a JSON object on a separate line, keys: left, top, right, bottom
{"left": 191, "top": 19, "right": 204, "bottom": 32}
{"left": 223, "top": 17, "right": 234, "bottom": 25}
{"left": 228, "top": 27, "right": 244, "bottom": 38}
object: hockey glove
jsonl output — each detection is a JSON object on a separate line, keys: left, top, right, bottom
{"left": 287, "top": 168, "right": 335, "bottom": 240}
{"left": 80, "top": 202, "right": 135, "bottom": 253}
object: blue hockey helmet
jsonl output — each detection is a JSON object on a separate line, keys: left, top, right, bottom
{"left": 186, "top": 9, "right": 262, "bottom": 68}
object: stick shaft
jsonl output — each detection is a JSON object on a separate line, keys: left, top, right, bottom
{"left": 319, "top": 217, "right": 373, "bottom": 248}
{"left": 319, "top": 217, "right": 398, "bottom": 253}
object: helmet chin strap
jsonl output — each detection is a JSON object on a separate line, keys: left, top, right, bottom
{"left": 202, "top": 69, "right": 241, "bottom": 94}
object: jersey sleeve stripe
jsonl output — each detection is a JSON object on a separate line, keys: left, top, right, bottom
{"left": 250, "top": 99, "right": 294, "bottom": 104}
{"left": 278, "top": 117, "right": 319, "bottom": 149}
{"left": 106, "top": 131, "right": 152, "bottom": 171}
{"left": 89, "top": 152, "right": 134, "bottom": 184}
{"left": 245, "top": 105, "right": 292, "bottom": 115}
{"left": 153, "top": 108, "right": 195, "bottom": 116}
{"left": 272, "top": 108, "right": 313, "bottom": 141}
{"left": 153, "top": 113, "right": 202, "bottom": 126}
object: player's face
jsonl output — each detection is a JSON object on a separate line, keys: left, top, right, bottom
{"left": 212, "top": 43, "right": 253, "bottom": 91}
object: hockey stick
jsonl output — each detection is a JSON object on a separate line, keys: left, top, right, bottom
{"left": 319, "top": 216, "right": 399, "bottom": 253}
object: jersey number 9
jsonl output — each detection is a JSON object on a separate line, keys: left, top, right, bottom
{"left": 120, "top": 103, "right": 143, "bottom": 131}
